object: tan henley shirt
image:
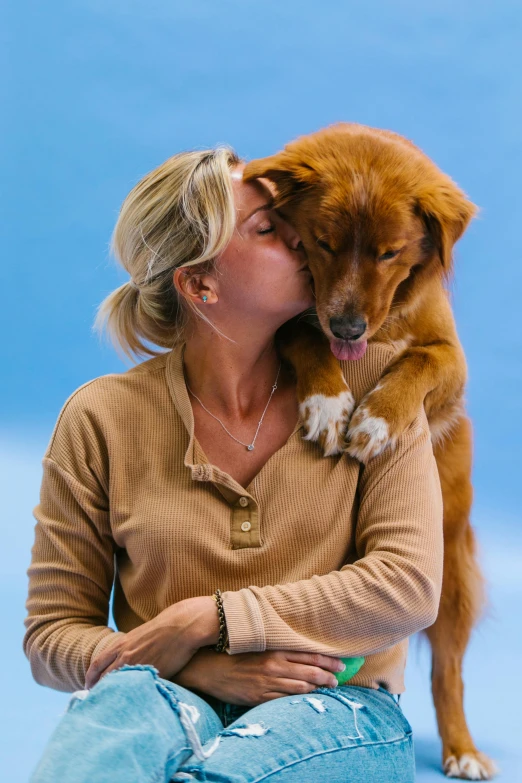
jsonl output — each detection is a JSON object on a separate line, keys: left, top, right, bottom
{"left": 23, "top": 340, "right": 444, "bottom": 694}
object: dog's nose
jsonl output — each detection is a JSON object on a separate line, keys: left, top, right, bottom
{"left": 329, "top": 315, "right": 367, "bottom": 341}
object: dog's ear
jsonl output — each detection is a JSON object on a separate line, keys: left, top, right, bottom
{"left": 243, "top": 153, "right": 318, "bottom": 205}
{"left": 415, "top": 177, "right": 479, "bottom": 274}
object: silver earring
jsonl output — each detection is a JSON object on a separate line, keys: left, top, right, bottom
{"left": 202, "top": 295, "right": 208, "bottom": 302}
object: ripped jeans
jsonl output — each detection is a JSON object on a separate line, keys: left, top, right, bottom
{"left": 28, "top": 663, "right": 415, "bottom": 782}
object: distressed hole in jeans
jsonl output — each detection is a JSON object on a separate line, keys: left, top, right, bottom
{"left": 221, "top": 722, "right": 270, "bottom": 737}
{"left": 290, "top": 691, "right": 366, "bottom": 740}
{"left": 304, "top": 696, "right": 328, "bottom": 713}
{"left": 65, "top": 689, "right": 90, "bottom": 714}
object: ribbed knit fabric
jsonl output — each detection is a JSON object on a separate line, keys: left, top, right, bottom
{"left": 23, "top": 340, "right": 444, "bottom": 694}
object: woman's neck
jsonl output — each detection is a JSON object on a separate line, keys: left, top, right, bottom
{"left": 181, "top": 331, "right": 288, "bottom": 421}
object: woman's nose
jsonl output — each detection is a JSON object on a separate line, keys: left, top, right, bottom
{"left": 281, "top": 219, "right": 304, "bottom": 252}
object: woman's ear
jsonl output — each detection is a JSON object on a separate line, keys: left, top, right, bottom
{"left": 414, "top": 177, "right": 479, "bottom": 274}
{"left": 243, "top": 153, "right": 318, "bottom": 206}
{"left": 173, "top": 268, "right": 216, "bottom": 304}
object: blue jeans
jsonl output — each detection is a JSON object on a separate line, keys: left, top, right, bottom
{"left": 29, "top": 663, "right": 415, "bottom": 782}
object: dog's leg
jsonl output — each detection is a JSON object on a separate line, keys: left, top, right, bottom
{"left": 276, "top": 316, "right": 354, "bottom": 456}
{"left": 345, "top": 340, "right": 467, "bottom": 463}
{"left": 423, "top": 414, "right": 499, "bottom": 780}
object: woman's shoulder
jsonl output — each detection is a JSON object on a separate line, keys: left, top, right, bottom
{"left": 57, "top": 352, "right": 169, "bottom": 412}
{"left": 44, "top": 352, "right": 172, "bottom": 461}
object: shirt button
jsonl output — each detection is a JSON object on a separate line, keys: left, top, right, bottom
{"left": 240, "top": 520, "right": 251, "bottom": 532}
{"left": 238, "top": 497, "right": 249, "bottom": 507}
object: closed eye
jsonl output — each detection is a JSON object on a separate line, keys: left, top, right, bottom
{"left": 257, "top": 223, "right": 275, "bottom": 235}
{"left": 378, "top": 248, "right": 403, "bottom": 261}
{"left": 317, "top": 238, "right": 333, "bottom": 254}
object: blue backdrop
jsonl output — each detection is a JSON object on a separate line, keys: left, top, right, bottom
{"left": 2, "top": 2, "right": 521, "bottom": 780}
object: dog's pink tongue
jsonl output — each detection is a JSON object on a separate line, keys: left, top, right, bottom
{"left": 330, "top": 338, "right": 368, "bottom": 361}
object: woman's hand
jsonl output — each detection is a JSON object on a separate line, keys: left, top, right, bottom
{"left": 173, "top": 647, "right": 347, "bottom": 707}
{"left": 85, "top": 598, "right": 212, "bottom": 689}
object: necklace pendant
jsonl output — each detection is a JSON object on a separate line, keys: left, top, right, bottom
{"left": 247, "top": 444, "right": 254, "bottom": 451}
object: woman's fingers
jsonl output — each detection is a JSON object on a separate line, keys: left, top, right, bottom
{"left": 289, "top": 663, "right": 339, "bottom": 688}
{"left": 85, "top": 645, "right": 121, "bottom": 689}
{"left": 278, "top": 651, "right": 346, "bottom": 674}
{"left": 86, "top": 660, "right": 123, "bottom": 688}
{"left": 264, "top": 676, "right": 336, "bottom": 698}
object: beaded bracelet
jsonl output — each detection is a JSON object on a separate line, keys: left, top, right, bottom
{"left": 211, "top": 589, "right": 229, "bottom": 652}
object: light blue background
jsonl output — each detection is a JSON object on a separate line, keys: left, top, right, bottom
{"left": 2, "top": 1, "right": 521, "bottom": 780}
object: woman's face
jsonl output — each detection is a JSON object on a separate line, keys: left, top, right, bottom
{"left": 180, "top": 162, "right": 315, "bottom": 335}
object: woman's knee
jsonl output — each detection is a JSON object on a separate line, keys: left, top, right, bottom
{"left": 171, "top": 685, "right": 415, "bottom": 782}
{"left": 82, "top": 664, "right": 217, "bottom": 721}
{"left": 69, "top": 664, "right": 225, "bottom": 764}
{"left": 73, "top": 663, "right": 164, "bottom": 709}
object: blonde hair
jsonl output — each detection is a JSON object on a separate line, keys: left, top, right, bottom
{"left": 93, "top": 145, "right": 242, "bottom": 363}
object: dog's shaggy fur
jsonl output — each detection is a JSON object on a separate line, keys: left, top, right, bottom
{"left": 244, "top": 122, "right": 498, "bottom": 780}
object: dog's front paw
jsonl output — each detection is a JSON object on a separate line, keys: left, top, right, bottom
{"left": 300, "top": 389, "right": 355, "bottom": 456}
{"left": 344, "top": 404, "right": 397, "bottom": 463}
{"left": 443, "top": 750, "right": 500, "bottom": 780}
{"left": 344, "top": 381, "right": 420, "bottom": 463}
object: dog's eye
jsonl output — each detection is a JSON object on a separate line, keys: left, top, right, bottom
{"left": 317, "top": 239, "right": 333, "bottom": 254}
{"left": 378, "top": 249, "right": 401, "bottom": 261}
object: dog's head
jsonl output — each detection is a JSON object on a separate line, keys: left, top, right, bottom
{"left": 243, "top": 123, "right": 478, "bottom": 360}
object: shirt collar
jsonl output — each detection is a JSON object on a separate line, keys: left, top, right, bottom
{"left": 164, "top": 341, "right": 303, "bottom": 494}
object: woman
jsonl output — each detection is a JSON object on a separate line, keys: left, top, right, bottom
{"left": 23, "top": 146, "right": 443, "bottom": 782}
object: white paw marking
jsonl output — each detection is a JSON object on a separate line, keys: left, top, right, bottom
{"left": 300, "top": 390, "right": 355, "bottom": 456}
{"left": 444, "top": 753, "right": 499, "bottom": 780}
{"left": 345, "top": 407, "right": 395, "bottom": 463}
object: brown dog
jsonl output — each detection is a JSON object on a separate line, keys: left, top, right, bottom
{"left": 244, "top": 122, "right": 498, "bottom": 780}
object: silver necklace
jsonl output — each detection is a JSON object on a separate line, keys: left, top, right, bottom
{"left": 185, "top": 360, "right": 282, "bottom": 451}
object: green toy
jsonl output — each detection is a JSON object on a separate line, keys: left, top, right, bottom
{"left": 333, "top": 656, "right": 365, "bottom": 686}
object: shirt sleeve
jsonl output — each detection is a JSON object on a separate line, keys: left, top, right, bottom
{"left": 22, "top": 388, "right": 126, "bottom": 692}
{"left": 220, "top": 403, "right": 444, "bottom": 656}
